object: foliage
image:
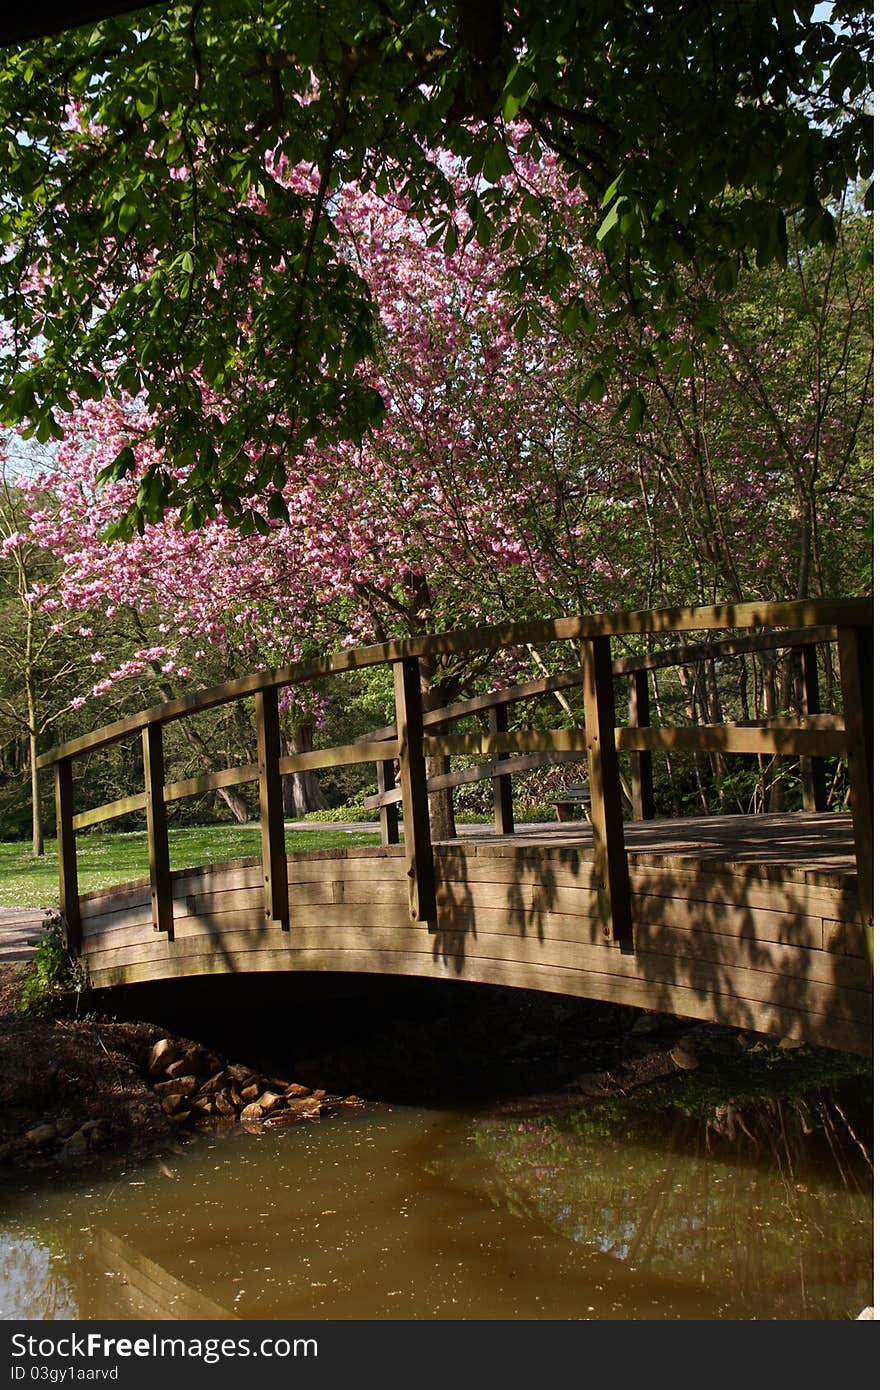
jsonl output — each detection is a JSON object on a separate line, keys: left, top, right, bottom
{"left": 0, "top": 1, "right": 871, "bottom": 529}
{"left": 17, "top": 914, "right": 89, "bottom": 1015}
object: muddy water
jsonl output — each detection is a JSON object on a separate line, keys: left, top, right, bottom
{"left": 0, "top": 1102, "right": 872, "bottom": 1321}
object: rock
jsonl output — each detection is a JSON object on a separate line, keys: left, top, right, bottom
{"left": 225, "top": 1063, "right": 254, "bottom": 1085}
{"left": 191, "top": 1097, "right": 213, "bottom": 1114}
{"left": 213, "top": 1092, "right": 236, "bottom": 1116}
{"left": 165, "top": 1055, "right": 200, "bottom": 1080}
{"left": 160, "top": 1094, "right": 185, "bottom": 1115}
{"left": 170, "top": 1109, "right": 192, "bottom": 1124}
{"left": 62, "top": 1129, "right": 88, "bottom": 1154}
{"left": 198, "top": 1071, "right": 228, "bottom": 1096}
{"left": 0, "top": 1141, "right": 15, "bottom": 1163}
{"left": 241, "top": 1090, "right": 280, "bottom": 1114}
{"left": 24, "top": 1123, "right": 57, "bottom": 1148}
{"left": 79, "top": 1119, "right": 102, "bottom": 1135}
{"left": 240, "top": 1102, "right": 265, "bottom": 1123}
{"left": 631, "top": 1013, "right": 662, "bottom": 1034}
{"left": 342, "top": 1095, "right": 363, "bottom": 1107}
{"left": 148, "top": 1039, "right": 179, "bottom": 1076}
{"left": 777, "top": 1036, "right": 804, "bottom": 1051}
{"left": 154, "top": 1075, "right": 198, "bottom": 1098}
{"left": 262, "top": 1110, "right": 306, "bottom": 1127}
{"left": 670, "top": 1041, "right": 699, "bottom": 1071}
{"left": 241, "top": 1084, "right": 260, "bottom": 1103}
{"left": 282, "top": 1096, "right": 323, "bottom": 1119}
{"left": 285, "top": 1082, "right": 311, "bottom": 1098}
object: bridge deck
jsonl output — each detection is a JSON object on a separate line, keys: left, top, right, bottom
{"left": 77, "top": 811, "right": 870, "bottom": 1055}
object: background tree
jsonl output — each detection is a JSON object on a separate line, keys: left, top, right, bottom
{"left": 0, "top": 447, "right": 119, "bottom": 851}
{"left": 0, "top": 1, "right": 871, "bottom": 531}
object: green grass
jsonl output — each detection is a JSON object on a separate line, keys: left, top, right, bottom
{"left": 0, "top": 824, "right": 381, "bottom": 909}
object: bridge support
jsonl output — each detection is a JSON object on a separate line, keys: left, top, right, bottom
{"left": 375, "top": 759, "right": 400, "bottom": 846}
{"left": 627, "top": 669, "right": 655, "bottom": 821}
{"left": 393, "top": 658, "right": 436, "bottom": 928}
{"left": 582, "top": 637, "right": 633, "bottom": 952}
{"left": 488, "top": 705, "right": 515, "bottom": 835}
{"left": 54, "top": 757, "right": 81, "bottom": 952}
{"left": 799, "top": 644, "right": 827, "bottom": 813}
{"left": 142, "top": 724, "right": 173, "bottom": 938}
{"left": 838, "top": 625, "right": 873, "bottom": 969}
{"left": 256, "top": 688, "right": 290, "bottom": 931}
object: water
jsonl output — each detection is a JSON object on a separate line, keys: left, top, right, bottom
{"left": 0, "top": 1100, "right": 872, "bottom": 1321}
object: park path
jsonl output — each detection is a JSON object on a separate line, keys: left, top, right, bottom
{"left": 0, "top": 908, "right": 48, "bottom": 963}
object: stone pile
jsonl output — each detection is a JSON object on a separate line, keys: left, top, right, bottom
{"left": 0, "top": 1115, "right": 108, "bottom": 1164}
{"left": 146, "top": 1037, "right": 362, "bottom": 1130}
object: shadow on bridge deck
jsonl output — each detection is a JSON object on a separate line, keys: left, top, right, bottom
{"left": 73, "top": 812, "right": 870, "bottom": 1056}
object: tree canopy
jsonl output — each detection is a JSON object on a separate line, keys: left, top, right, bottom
{"left": 0, "top": 1, "right": 872, "bottom": 530}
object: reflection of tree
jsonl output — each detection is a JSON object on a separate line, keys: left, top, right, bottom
{"left": 0, "top": 1232, "right": 77, "bottom": 1320}
{"left": 474, "top": 1103, "right": 873, "bottom": 1319}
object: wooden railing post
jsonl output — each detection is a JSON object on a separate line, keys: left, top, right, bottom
{"left": 142, "top": 723, "right": 174, "bottom": 938}
{"left": 799, "top": 643, "right": 827, "bottom": 813}
{"left": 255, "top": 687, "right": 289, "bottom": 931}
{"left": 838, "top": 624, "right": 873, "bottom": 968}
{"left": 627, "top": 669, "right": 655, "bottom": 821}
{"left": 488, "top": 704, "right": 515, "bottom": 835}
{"left": 393, "top": 657, "right": 436, "bottom": 927}
{"left": 581, "top": 636, "right": 633, "bottom": 951}
{"left": 54, "top": 757, "right": 81, "bottom": 952}
{"left": 376, "top": 758, "right": 400, "bottom": 846}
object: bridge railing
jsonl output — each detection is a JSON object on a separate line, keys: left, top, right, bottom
{"left": 37, "top": 599, "right": 872, "bottom": 963}
{"left": 359, "top": 622, "right": 840, "bottom": 830}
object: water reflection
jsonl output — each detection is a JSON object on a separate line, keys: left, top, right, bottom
{"left": 0, "top": 1102, "right": 872, "bottom": 1321}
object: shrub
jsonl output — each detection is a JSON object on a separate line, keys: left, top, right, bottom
{"left": 17, "top": 913, "right": 89, "bottom": 1017}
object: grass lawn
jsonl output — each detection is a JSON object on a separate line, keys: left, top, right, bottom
{"left": 0, "top": 824, "right": 381, "bottom": 909}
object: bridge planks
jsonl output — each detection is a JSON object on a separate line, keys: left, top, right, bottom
{"left": 76, "top": 812, "right": 870, "bottom": 1055}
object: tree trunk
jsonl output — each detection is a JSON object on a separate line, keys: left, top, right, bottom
{"left": 176, "top": 721, "right": 253, "bottom": 823}
{"left": 149, "top": 666, "right": 254, "bottom": 823}
{"left": 282, "top": 723, "right": 328, "bottom": 817}
{"left": 425, "top": 744, "right": 456, "bottom": 840}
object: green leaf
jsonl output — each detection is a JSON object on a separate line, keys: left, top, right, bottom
{"left": 117, "top": 201, "right": 139, "bottom": 234}
{"left": 627, "top": 390, "right": 646, "bottom": 431}
{"left": 584, "top": 371, "right": 606, "bottom": 404}
{"left": 601, "top": 173, "right": 624, "bottom": 208}
{"left": 483, "top": 139, "right": 513, "bottom": 183}
{"left": 100, "top": 445, "right": 137, "bottom": 481}
{"left": 135, "top": 86, "right": 159, "bottom": 119}
{"left": 597, "top": 197, "right": 626, "bottom": 245}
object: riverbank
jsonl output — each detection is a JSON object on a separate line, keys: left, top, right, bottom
{"left": 0, "top": 957, "right": 871, "bottom": 1181}
{"left": 0, "top": 964, "right": 362, "bottom": 1174}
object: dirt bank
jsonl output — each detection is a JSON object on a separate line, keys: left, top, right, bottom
{"left": 0, "top": 963, "right": 178, "bottom": 1172}
{"left": 1, "top": 961, "right": 871, "bottom": 1178}
{"left": 0, "top": 965, "right": 360, "bottom": 1175}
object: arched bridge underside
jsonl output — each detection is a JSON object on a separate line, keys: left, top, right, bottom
{"left": 77, "top": 812, "right": 869, "bottom": 1055}
{"left": 40, "top": 599, "right": 873, "bottom": 1057}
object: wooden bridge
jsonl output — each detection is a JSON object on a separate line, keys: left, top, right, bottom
{"left": 37, "top": 600, "right": 873, "bottom": 1055}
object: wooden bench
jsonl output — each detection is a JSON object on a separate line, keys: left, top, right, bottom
{"left": 552, "top": 783, "right": 591, "bottom": 822}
